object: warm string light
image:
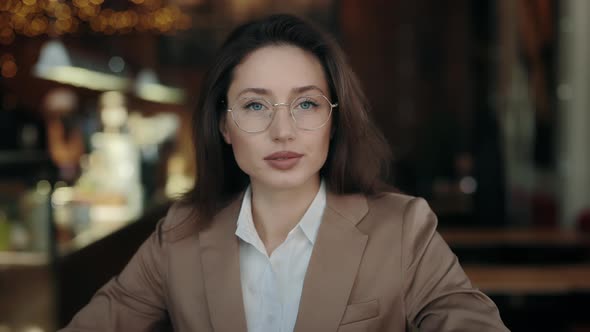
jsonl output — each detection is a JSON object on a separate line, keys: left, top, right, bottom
{"left": 0, "top": 0, "right": 192, "bottom": 44}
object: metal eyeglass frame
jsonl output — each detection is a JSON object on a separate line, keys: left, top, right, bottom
{"left": 226, "top": 94, "right": 338, "bottom": 133}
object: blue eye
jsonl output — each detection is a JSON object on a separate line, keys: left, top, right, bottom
{"left": 246, "top": 102, "right": 265, "bottom": 111}
{"left": 299, "top": 100, "right": 317, "bottom": 110}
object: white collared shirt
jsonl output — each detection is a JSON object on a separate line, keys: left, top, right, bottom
{"left": 235, "top": 180, "right": 326, "bottom": 332}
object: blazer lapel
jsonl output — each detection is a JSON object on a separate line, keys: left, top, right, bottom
{"left": 294, "top": 191, "right": 369, "bottom": 332}
{"left": 198, "top": 194, "right": 248, "bottom": 332}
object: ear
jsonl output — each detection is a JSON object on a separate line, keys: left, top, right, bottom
{"left": 219, "top": 114, "right": 232, "bottom": 144}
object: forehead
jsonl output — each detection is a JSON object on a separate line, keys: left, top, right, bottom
{"left": 228, "top": 45, "right": 329, "bottom": 98}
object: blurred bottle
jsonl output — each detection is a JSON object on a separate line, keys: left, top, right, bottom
{"left": 20, "top": 180, "right": 52, "bottom": 252}
{"left": 52, "top": 183, "right": 75, "bottom": 243}
{"left": 85, "top": 91, "right": 142, "bottom": 222}
{"left": 43, "top": 88, "right": 84, "bottom": 183}
{"left": 9, "top": 221, "right": 29, "bottom": 251}
{"left": 0, "top": 211, "right": 10, "bottom": 251}
{"left": 127, "top": 111, "right": 180, "bottom": 201}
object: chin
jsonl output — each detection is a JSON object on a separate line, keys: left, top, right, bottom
{"left": 252, "top": 171, "right": 317, "bottom": 191}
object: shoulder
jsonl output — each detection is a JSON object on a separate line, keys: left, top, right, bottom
{"left": 364, "top": 192, "right": 437, "bottom": 233}
{"left": 363, "top": 192, "right": 442, "bottom": 264}
{"left": 366, "top": 191, "right": 417, "bottom": 215}
{"left": 155, "top": 201, "right": 201, "bottom": 243}
{"left": 370, "top": 193, "right": 440, "bottom": 252}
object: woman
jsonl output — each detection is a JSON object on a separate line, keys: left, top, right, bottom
{"left": 62, "top": 14, "right": 508, "bottom": 332}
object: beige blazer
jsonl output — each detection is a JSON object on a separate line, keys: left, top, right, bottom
{"left": 61, "top": 191, "right": 509, "bottom": 331}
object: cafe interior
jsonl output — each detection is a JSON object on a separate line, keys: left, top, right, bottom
{"left": 1, "top": 0, "right": 589, "bottom": 331}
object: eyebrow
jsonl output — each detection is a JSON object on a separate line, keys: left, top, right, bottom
{"left": 237, "top": 87, "right": 271, "bottom": 97}
{"left": 293, "top": 85, "right": 324, "bottom": 94}
{"left": 236, "top": 85, "right": 325, "bottom": 97}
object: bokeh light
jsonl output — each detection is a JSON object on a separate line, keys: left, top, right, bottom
{"left": 0, "top": 0, "right": 192, "bottom": 42}
{"left": 1, "top": 56, "right": 18, "bottom": 78}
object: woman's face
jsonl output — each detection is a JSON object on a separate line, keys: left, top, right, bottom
{"left": 221, "top": 45, "right": 333, "bottom": 192}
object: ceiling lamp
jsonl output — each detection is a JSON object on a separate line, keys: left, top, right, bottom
{"left": 135, "top": 68, "right": 185, "bottom": 105}
{"left": 33, "top": 40, "right": 131, "bottom": 91}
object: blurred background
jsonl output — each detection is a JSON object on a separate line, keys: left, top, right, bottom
{"left": 1, "top": 0, "right": 589, "bottom": 331}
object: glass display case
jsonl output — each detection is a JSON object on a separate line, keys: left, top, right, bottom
{"left": 0, "top": 89, "right": 189, "bottom": 331}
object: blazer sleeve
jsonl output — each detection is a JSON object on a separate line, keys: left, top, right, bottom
{"left": 402, "top": 197, "right": 510, "bottom": 331}
{"left": 59, "top": 218, "right": 169, "bottom": 332}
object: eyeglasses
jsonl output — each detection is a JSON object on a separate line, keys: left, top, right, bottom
{"left": 227, "top": 94, "right": 337, "bottom": 133}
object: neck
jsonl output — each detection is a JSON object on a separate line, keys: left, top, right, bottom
{"left": 250, "top": 176, "right": 321, "bottom": 255}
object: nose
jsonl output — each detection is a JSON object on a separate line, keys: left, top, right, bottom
{"left": 268, "top": 103, "right": 296, "bottom": 142}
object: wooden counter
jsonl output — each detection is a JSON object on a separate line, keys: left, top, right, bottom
{"left": 464, "top": 264, "right": 590, "bottom": 295}
{"left": 441, "top": 228, "right": 590, "bottom": 247}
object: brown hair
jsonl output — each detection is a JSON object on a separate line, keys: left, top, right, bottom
{"left": 181, "top": 14, "right": 391, "bottom": 223}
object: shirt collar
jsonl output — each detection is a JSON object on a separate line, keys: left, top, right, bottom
{"left": 235, "top": 180, "right": 327, "bottom": 249}
{"left": 297, "top": 180, "right": 326, "bottom": 244}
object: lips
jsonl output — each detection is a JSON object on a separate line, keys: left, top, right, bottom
{"left": 264, "top": 151, "right": 303, "bottom": 170}
{"left": 264, "top": 151, "right": 304, "bottom": 160}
